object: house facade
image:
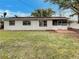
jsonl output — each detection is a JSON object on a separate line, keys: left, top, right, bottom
{"left": 69, "top": 15, "right": 79, "bottom": 29}
{"left": 3, "top": 17, "right": 68, "bottom": 30}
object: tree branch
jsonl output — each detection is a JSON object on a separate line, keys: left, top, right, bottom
{"left": 76, "top": 0, "right": 79, "bottom": 3}
{"left": 70, "top": 3, "right": 79, "bottom": 14}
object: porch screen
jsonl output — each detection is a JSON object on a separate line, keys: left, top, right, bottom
{"left": 52, "top": 20, "right": 67, "bottom": 26}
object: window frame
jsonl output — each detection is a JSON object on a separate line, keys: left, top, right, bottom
{"left": 9, "top": 20, "right": 15, "bottom": 26}
{"left": 39, "top": 20, "right": 47, "bottom": 27}
{"left": 52, "top": 20, "right": 67, "bottom": 26}
{"left": 23, "top": 20, "right": 31, "bottom": 26}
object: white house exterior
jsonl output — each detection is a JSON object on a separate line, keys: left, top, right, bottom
{"left": 68, "top": 15, "right": 79, "bottom": 29}
{"left": 69, "top": 22, "right": 79, "bottom": 29}
{"left": 3, "top": 17, "right": 68, "bottom": 30}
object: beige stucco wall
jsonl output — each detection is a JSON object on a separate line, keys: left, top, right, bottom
{"left": 4, "top": 20, "right": 68, "bottom": 30}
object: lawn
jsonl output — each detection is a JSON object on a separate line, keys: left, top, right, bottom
{"left": 0, "top": 31, "right": 79, "bottom": 59}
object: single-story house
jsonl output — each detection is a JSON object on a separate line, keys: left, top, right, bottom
{"left": 0, "top": 17, "right": 69, "bottom": 30}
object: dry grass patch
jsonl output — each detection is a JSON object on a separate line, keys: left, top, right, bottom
{"left": 0, "top": 31, "right": 79, "bottom": 59}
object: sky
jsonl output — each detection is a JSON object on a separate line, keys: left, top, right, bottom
{"left": 0, "top": 0, "right": 60, "bottom": 17}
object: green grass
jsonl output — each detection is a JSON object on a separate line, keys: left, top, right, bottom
{"left": 0, "top": 31, "right": 79, "bottom": 59}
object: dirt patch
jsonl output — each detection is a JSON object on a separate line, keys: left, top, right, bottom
{"left": 48, "top": 29, "right": 79, "bottom": 39}
{"left": 56, "top": 30, "right": 77, "bottom": 34}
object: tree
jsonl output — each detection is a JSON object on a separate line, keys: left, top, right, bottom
{"left": 3, "top": 12, "right": 7, "bottom": 18}
{"left": 45, "top": 0, "right": 79, "bottom": 23}
{"left": 31, "top": 8, "right": 55, "bottom": 17}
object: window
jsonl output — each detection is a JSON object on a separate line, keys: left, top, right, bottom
{"left": 9, "top": 20, "right": 15, "bottom": 26}
{"left": 23, "top": 20, "right": 31, "bottom": 25}
{"left": 52, "top": 20, "right": 58, "bottom": 25}
{"left": 52, "top": 20, "right": 67, "bottom": 26}
{"left": 39, "top": 20, "right": 47, "bottom": 27}
{"left": 62, "top": 20, "right": 67, "bottom": 26}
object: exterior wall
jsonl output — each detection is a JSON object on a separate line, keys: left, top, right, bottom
{"left": 4, "top": 20, "right": 68, "bottom": 30}
{"left": 70, "top": 15, "right": 78, "bottom": 21}
{"left": 69, "top": 22, "right": 79, "bottom": 29}
{"left": 0, "top": 22, "right": 1, "bottom": 28}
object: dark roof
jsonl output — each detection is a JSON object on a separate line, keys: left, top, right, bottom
{"left": 1, "top": 17, "right": 69, "bottom": 21}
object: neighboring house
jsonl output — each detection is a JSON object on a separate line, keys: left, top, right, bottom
{"left": 1, "top": 17, "right": 69, "bottom": 30}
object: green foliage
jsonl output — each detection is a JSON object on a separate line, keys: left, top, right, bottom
{"left": 45, "top": 0, "right": 79, "bottom": 13}
{"left": 31, "top": 8, "right": 55, "bottom": 17}
{"left": 0, "top": 31, "right": 79, "bottom": 59}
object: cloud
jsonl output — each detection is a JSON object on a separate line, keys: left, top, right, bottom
{"left": 0, "top": 9, "right": 31, "bottom": 17}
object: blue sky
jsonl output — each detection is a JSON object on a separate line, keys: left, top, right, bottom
{"left": 0, "top": 0, "right": 59, "bottom": 13}
{"left": 0, "top": 0, "right": 78, "bottom": 20}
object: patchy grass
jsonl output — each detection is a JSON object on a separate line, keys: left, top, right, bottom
{"left": 0, "top": 31, "right": 79, "bottom": 59}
